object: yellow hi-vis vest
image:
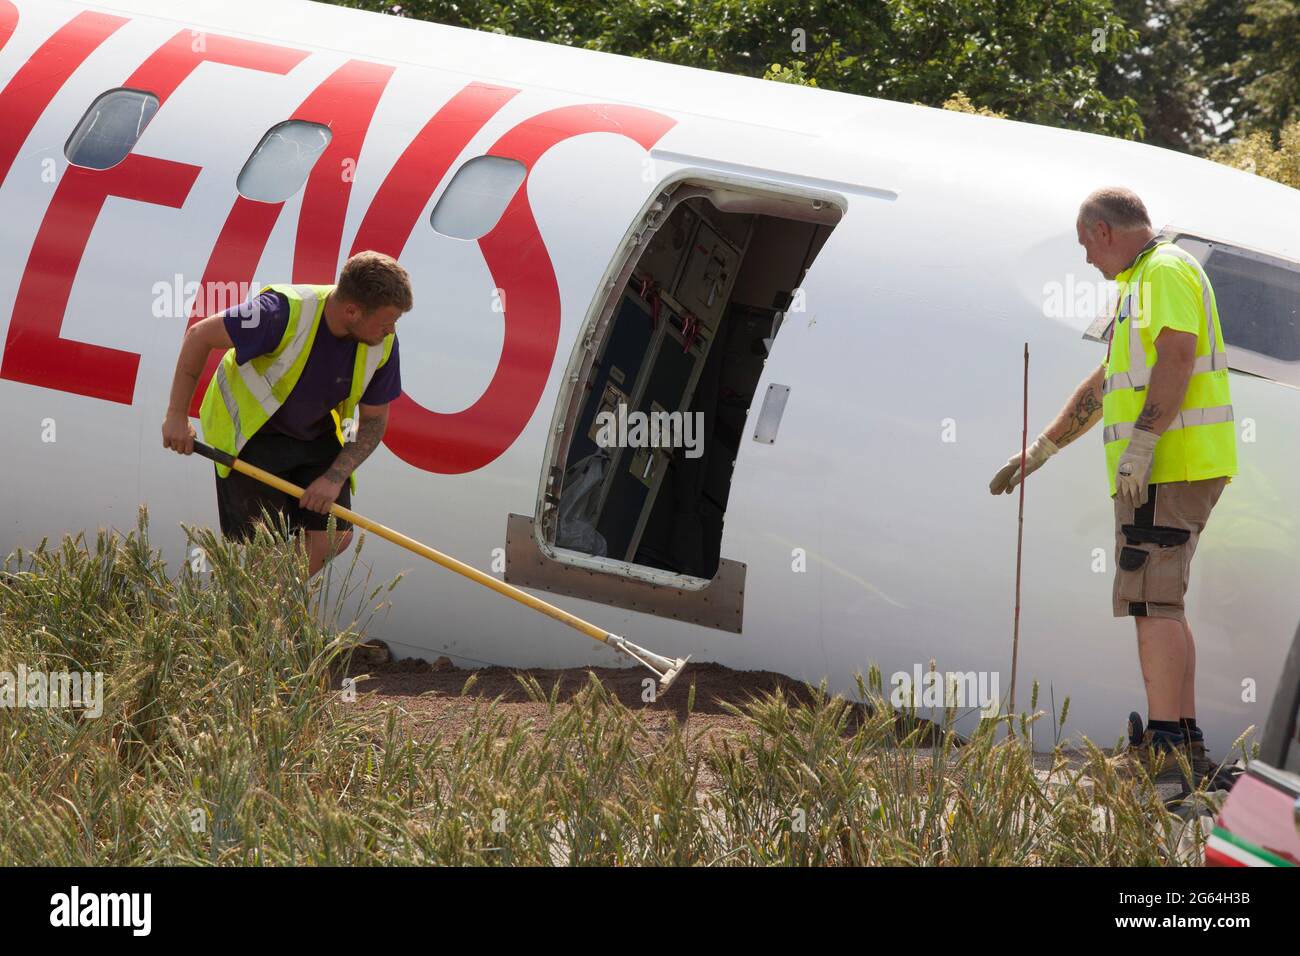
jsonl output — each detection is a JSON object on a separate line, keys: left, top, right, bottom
{"left": 199, "top": 283, "right": 395, "bottom": 494}
{"left": 1102, "top": 241, "right": 1236, "bottom": 497}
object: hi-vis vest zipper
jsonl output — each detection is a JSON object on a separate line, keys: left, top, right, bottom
{"left": 199, "top": 284, "right": 395, "bottom": 495}
{"left": 1102, "top": 241, "right": 1236, "bottom": 497}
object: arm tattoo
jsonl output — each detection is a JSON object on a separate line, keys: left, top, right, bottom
{"left": 1055, "top": 389, "right": 1103, "bottom": 446}
{"left": 324, "top": 412, "right": 386, "bottom": 484}
{"left": 1135, "top": 402, "right": 1161, "bottom": 432}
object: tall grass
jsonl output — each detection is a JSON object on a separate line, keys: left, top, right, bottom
{"left": 0, "top": 510, "right": 1218, "bottom": 865}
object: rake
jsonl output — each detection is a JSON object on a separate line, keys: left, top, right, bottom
{"left": 190, "top": 440, "right": 690, "bottom": 692}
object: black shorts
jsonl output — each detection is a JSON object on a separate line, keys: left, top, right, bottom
{"left": 214, "top": 429, "right": 351, "bottom": 540}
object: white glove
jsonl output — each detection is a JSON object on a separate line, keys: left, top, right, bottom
{"left": 989, "top": 434, "right": 1059, "bottom": 495}
{"left": 1115, "top": 427, "right": 1158, "bottom": 508}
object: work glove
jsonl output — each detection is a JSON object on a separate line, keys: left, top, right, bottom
{"left": 989, "top": 434, "right": 1059, "bottom": 495}
{"left": 1114, "top": 427, "right": 1158, "bottom": 509}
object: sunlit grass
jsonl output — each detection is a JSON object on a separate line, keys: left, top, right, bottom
{"left": 0, "top": 510, "right": 1229, "bottom": 865}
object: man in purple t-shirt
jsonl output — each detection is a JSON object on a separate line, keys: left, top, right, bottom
{"left": 161, "top": 251, "right": 411, "bottom": 574}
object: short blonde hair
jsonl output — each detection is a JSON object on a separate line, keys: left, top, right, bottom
{"left": 1078, "top": 187, "right": 1151, "bottom": 231}
{"left": 336, "top": 251, "right": 413, "bottom": 313}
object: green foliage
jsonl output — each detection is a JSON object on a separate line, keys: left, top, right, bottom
{"left": 326, "top": 0, "right": 1300, "bottom": 189}
{"left": 1210, "top": 119, "right": 1300, "bottom": 189}
{"left": 1103, "top": 0, "right": 1300, "bottom": 157}
{"left": 1237, "top": 0, "right": 1300, "bottom": 134}
{"left": 941, "top": 90, "right": 1007, "bottom": 119}
{"left": 763, "top": 60, "right": 816, "bottom": 86}
{"left": 334, "top": 0, "right": 1144, "bottom": 138}
{"left": 1100, "top": 0, "right": 1215, "bottom": 151}
{"left": 1190, "top": 0, "right": 1253, "bottom": 138}
{"left": 0, "top": 513, "right": 1226, "bottom": 864}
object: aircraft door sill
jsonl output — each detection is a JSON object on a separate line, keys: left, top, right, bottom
{"left": 504, "top": 513, "right": 745, "bottom": 633}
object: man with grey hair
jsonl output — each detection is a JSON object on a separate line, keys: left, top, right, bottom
{"left": 988, "top": 186, "right": 1237, "bottom": 790}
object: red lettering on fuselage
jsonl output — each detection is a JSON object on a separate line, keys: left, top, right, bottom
{"left": 2, "top": 27, "right": 306, "bottom": 403}
{"left": 1, "top": 12, "right": 678, "bottom": 473}
{"left": 0, "top": 1, "right": 18, "bottom": 53}
{"left": 293, "top": 59, "right": 396, "bottom": 284}
{"left": 185, "top": 57, "right": 397, "bottom": 418}
{"left": 0, "top": 10, "right": 127, "bottom": 194}
{"left": 363, "top": 103, "right": 678, "bottom": 474}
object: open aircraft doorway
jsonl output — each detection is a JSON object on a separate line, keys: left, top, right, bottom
{"left": 506, "top": 174, "right": 845, "bottom": 632}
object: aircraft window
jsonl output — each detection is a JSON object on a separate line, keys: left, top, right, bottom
{"left": 64, "top": 89, "right": 159, "bottom": 170}
{"left": 430, "top": 156, "right": 526, "bottom": 240}
{"left": 236, "top": 120, "right": 332, "bottom": 203}
{"left": 1174, "top": 235, "right": 1300, "bottom": 386}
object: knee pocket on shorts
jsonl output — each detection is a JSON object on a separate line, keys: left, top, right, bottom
{"left": 1119, "top": 546, "right": 1148, "bottom": 572}
{"left": 1117, "top": 543, "right": 1186, "bottom": 606}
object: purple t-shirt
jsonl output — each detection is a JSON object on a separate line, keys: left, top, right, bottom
{"left": 221, "top": 290, "right": 401, "bottom": 441}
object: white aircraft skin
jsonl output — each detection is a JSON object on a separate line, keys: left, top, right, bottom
{"left": 1, "top": 0, "right": 1297, "bottom": 752}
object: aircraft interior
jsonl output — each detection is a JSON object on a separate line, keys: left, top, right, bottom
{"left": 547, "top": 187, "right": 838, "bottom": 582}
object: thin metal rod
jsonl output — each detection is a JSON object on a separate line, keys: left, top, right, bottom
{"left": 1009, "top": 342, "right": 1028, "bottom": 731}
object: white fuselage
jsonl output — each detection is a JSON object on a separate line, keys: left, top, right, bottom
{"left": 1, "top": 0, "right": 1297, "bottom": 750}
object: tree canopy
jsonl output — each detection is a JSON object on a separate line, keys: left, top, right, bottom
{"left": 328, "top": 0, "right": 1300, "bottom": 183}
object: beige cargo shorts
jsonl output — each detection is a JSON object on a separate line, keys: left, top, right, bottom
{"left": 1112, "top": 477, "right": 1227, "bottom": 620}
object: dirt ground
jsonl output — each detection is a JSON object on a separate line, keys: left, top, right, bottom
{"left": 338, "top": 652, "right": 1219, "bottom": 804}
{"left": 337, "top": 653, "right": 1094, "bottom": 783}
{"left": 341, "top": 657, "right": 830, "bottom": 756}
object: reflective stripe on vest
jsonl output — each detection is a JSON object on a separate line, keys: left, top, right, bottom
{"left": 205, "top": 284, "right": 320, "bottom": 460}
{"left": 213, "top": 361, "right": 247, "bottom": 448}
{"left": 332, "top": 330, "right": 395, "bottom": 446}
{"left": 200, "top": 283, "right": 394, "bottom": 493}
{"left": 1101, "top": 352, "right": 1223, "bottom": 395}
{"left": 1100, "top": 240, "right": 1236, "bottom": 493}
{"left": 1102, "top": 404, "right": 1234, "bottom": 444}
{"left": 1103, "top": 244, "right": 1226, "bottom": 396}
